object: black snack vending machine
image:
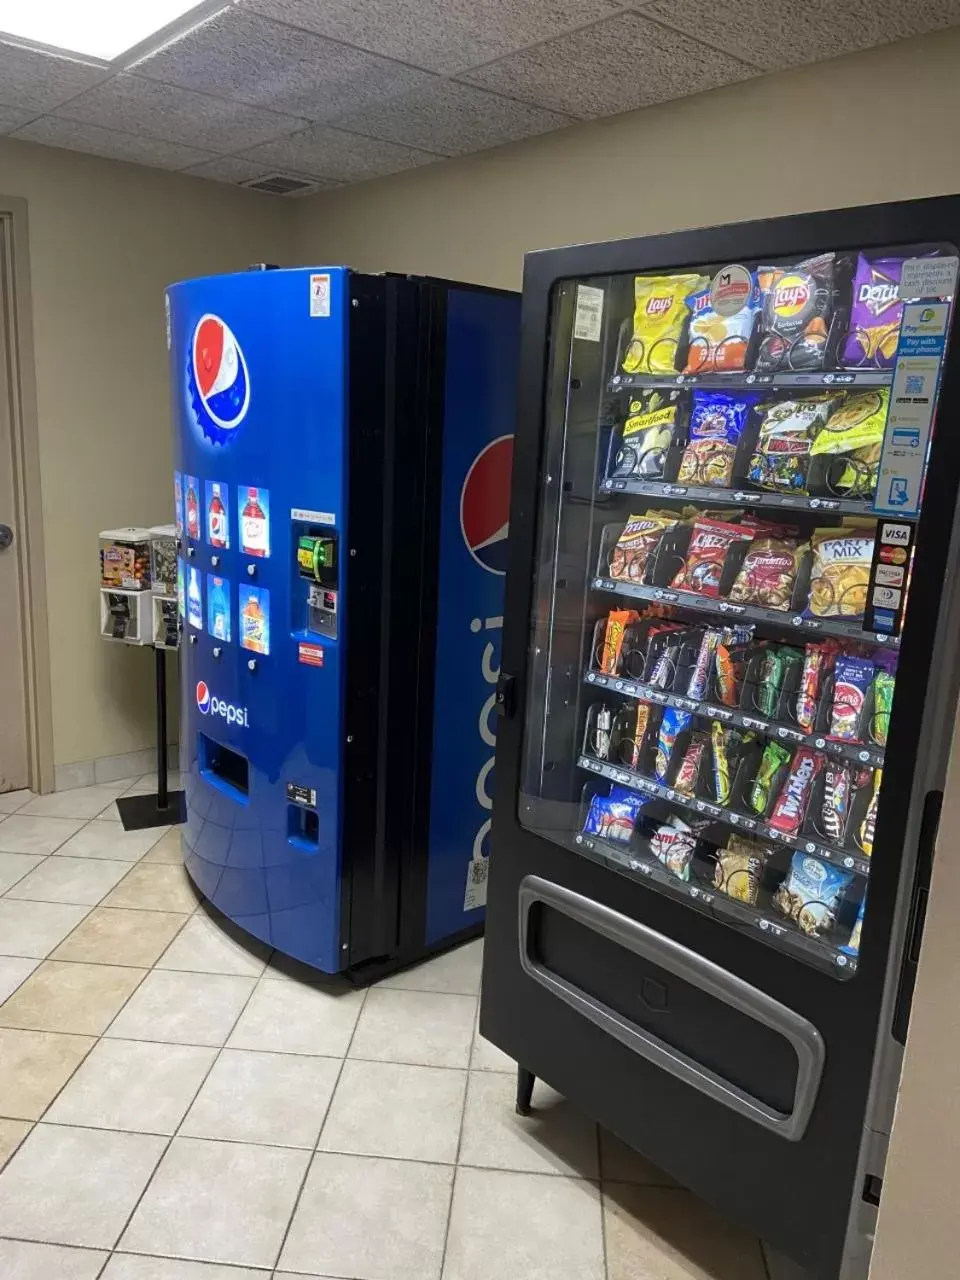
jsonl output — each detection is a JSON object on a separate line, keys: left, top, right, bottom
{"left": 480, "top": 197, "right": 960, "bottom": 1279}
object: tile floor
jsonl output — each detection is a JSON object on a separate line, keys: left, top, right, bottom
{"left": 0, "top": 778, "right": 786, "bottom": 1280}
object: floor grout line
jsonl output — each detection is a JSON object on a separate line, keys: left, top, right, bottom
{"left": 267, "top": 980, "right": 370, "bottom": 1273}
{"left": 436, "top": 1014, "right": 475, "bottom": 1279}
{"left": 96, "top": 941, "right": 272, "bottom": 1273}
{"left": 0, "top": 841, "right": 765, "bottom": 1277}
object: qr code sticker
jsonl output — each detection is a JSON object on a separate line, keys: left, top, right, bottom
{"left": 905, "top": 374, "right": 925, "bottom": 395}
{"left": 463, "top": 857, "right": 489, "bottom": 911}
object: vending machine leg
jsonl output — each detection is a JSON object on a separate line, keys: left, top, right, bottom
{"left": 516, "top": 1067, "right": 536, "bottom": 1116}
{"left": 116, "top": 647, "right": 186, "bottom": 831}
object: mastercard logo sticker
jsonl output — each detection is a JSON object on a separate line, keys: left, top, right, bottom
{"left": 879, "top": 545, "right": 908, "bottom": 566}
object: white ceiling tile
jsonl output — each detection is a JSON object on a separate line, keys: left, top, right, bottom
{"left": 54, "top": 74, "right": 308, "bottom": 152}
{"left": 0, "top": 40, "right": 104, "bottom": 113}
{"left": 242, "top": 0, "right": 622, "bottom": 73}
{"left": 182, "top": 153, "right": 338, "bottom": 188}
{"left": 135, "top": 7, "right": 435, "bottom": 122}
{"left": 637, "top": 0, "right": 960, "bottom": 71}
{"left": 0, "top": 105, "right": 35, "bottom": 133}
{"left": 11, "top": 116, "right": 216, "bottom": 170}
{"left": 238, "top": 125, "right": 439, "bottom": 182}
{"left": 461, "top": 11, "right": 757, "bottom": 117}
{"left": 332, "top": 79, "right": 573, "bottom": 155}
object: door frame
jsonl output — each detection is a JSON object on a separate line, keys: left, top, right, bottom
{"left": 0, "top": 194, "right": 54, "bottom": 795}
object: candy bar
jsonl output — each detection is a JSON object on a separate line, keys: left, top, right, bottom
{"left": 796, "top": 642, "right": 829, "bottom": 733}
{"left": 749, "top": 742, "right": 791, "bottom": 816}
{"left": 600, "top": 610, "right": 639, "bottom": 675}
{"left": 821, "top": 763, "right": 852, "bottom": 844}
{"left": 858, "top": 769, "right": 882, "bottom": 857}
{"left": 711, "top": 720, "right": 742, "bottom": 807}
{"left": 829, "top": 656, "right": 874, "bottom": 742}
{"left": 687, "top": 629, "right": 721, "bottom": 699}
{"left": 769, "top": 748, "right": 823, "bottom": 838}
{"left": 871, "top": 671, "right": 895, "bottom": 747}
{"left": 655, "top": 708, "right": 692, "bottom": 784}
{"left": 675, "top": 732, "right": 708, "bottom": 796}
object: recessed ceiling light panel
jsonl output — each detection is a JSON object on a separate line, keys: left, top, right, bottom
{"left": 0, "top": 0, "right": 217, "bottom": 61}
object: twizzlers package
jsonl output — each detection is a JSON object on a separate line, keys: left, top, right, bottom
{"left": 769, "top": 748, "right": 823, "bottom": 838}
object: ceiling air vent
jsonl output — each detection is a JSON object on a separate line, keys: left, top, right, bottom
{"left": 241, "top": 173, "right": 316, "bottom": 196}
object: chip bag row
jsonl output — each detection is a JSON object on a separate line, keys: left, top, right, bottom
{"left": 612, "top": 385, "right": 889, "bottom": 502}
{"left": 621, "top": 252, "right": 921, "bottom": 379}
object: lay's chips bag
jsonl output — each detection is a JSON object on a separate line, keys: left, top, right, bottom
{"left": 623, "top": 273, "right": 707, "bottom": 375}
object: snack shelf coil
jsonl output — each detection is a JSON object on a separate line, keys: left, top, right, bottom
{"left": 577, "top": 753, "right": 872, "bottom": 878}
{"left": 609, "top": 369, "right": 894, "bottom": 393}
{"left": 599, "top": 475, "right": 884, "bottom": 520}
{"left": 582, "top": 670, "right": 885, "bottom": 770}
{"left": 593, "top": 574, "right": 901, "bottom": 649}
{"left": 571, "top": 826, "right": 858, "bottom": 976}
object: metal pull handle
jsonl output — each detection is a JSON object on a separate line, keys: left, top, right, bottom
{"left": 518, "top": 876, "right": 825, "bottom": 1142}
{"left": 0, "top": 524, "right": 13, "bottom": 550}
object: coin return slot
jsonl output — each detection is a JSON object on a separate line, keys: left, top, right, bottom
{"left": 288, "top": 804, "right": 320, "bottom": 849}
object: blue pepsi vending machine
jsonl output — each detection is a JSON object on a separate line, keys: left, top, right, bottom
{"left": 166, "top": 268, "right": 519, "bottom": 976}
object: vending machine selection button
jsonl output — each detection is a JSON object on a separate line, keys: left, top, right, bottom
{"left": 246, "top": 564, "right": 256, "bottom": 578}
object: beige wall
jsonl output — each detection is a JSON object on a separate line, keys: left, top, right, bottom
{"left": 293, "top": 27, "right": 960, "bottom": 1280}
{"left": 869, "top": 698, "right": 960, "bottom": 1277}
{"left": 1, "top": 138, "right": 291, "bottom": 770}
{"left": 293, "top": 28, "right": 960, "bottom": 285}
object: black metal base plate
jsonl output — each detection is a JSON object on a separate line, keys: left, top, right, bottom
{"left": 116, "top": 790, "right": 186, "bottom": 831}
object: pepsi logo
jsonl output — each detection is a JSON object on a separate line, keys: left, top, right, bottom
{"left": 460, "top": 435, "right": 513, "bottom": 575}
{"left": 196, "top": 681, "right": 211, "bottom": 714}
{"left": 188, "top": 314, "right": 250, "bottom": 445}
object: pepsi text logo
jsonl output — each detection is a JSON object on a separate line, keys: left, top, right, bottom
{"left": 196, "top": 680, "right": 249, "bottom": 727}
{"left": 188, "top": 314, "right": 250, "bottom": 446}
{"left": 470, "top": 613, "right": 502, "bottom": 863}
{"left": 460, "top": 434, "right": 513, "bottom": 576}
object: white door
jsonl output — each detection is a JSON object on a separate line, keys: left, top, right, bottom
{"left": 0, "top": 218, "right": 29, "bottom": 793}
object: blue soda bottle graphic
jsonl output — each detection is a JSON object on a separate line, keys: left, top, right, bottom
{"left": 208, "top": 575, "right": 230, "bottom": 642}
{"left": 187, "top": 566, "right": 202, "bottom": 630}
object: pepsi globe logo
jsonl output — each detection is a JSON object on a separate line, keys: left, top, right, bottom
{"left": 195, "top": 680, "right": 249, "bottom": 727}
{"left": 460, "top": 435, "right": 513, "bottom": 575}
{"left": 196, "top": 680, "right": 211, "bottom": 714}
{"left": 188, "top": 314, "right": 250, "bottom": 445}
